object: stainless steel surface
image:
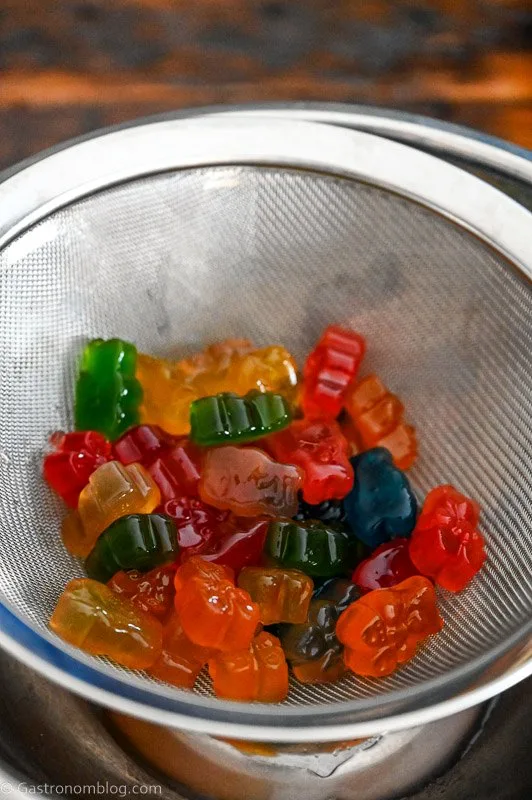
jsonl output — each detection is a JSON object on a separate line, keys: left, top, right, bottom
{"left": 0, "top": 116, "right": 531, "bottom": 741}
{"left": 109, "top": 708, "right": 481, "bottom": 800}
{"left": 202, "top": 103, "right": 532, "bottom": 184}
{"left": 0, "top": 646, "right": 489, "bottom": 800}
{"left": 2, "top": 642, "right": 530, "bottom": 800}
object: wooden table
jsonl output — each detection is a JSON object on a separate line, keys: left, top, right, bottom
{"left": 0, "top": 0, "right": 530, "bottom": 170}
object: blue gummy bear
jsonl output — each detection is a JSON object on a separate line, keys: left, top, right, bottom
{"left": 343, "top": 448, "right": 417, "bottom": 548}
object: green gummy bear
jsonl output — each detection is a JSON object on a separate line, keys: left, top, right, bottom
{"left": 264, "top": 519, "right": 350, "bottom": 578}
{"left": 85, "top": 513, "right": 178, "bottom": 582}
{"left": 189, "top": 390, "right": 291, "bottom": 446}
{"left": 74, "top": 338, "right": 143, "bottom": 440}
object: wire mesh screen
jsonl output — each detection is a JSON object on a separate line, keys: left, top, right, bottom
{"left": 0, "top": 165, "right": 530, "bottom": 710}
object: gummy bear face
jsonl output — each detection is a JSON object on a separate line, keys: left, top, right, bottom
{"left": 343, "top": 448, "right": 417, "bottom": 548}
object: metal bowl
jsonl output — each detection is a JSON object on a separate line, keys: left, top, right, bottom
{"left": 0, "top": 115, "right": 531, "bottom": 742}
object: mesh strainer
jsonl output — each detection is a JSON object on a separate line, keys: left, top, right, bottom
{"left": 0, "top": 117, "right": 530, "bottom": 742}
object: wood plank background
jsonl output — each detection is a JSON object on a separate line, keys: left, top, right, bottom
{"left": 0, "top": 0, "right": 530, "bottom": 169}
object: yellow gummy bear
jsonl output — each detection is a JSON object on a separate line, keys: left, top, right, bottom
{"left": 61, "top": 460, "right": 160, "bottom": 557}
{"left": 137, "top": 340, "right": 298, "bottom": 435}
{"left": 50, "top": 578, "right": 162, "bottom": 669}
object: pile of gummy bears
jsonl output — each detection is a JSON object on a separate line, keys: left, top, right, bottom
{"left": 44, "top": 326, "right": 487, "bottom": 702}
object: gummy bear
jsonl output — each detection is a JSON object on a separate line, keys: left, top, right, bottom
{"left": 312, "top": 577, "right": 361, "bottom": 613}
{"left": 344, "top": 375, "right": 417, "bottom": 470}
{"left": 85, "top": 513, "right": 178, "bottom": 582}
{"left": 199, "top": 446, "right": 303, "bottom": 518}
{"left": 113, "top": 425, "right": 202, "bottom": 501}
{"left": 61, "top": 461, "right": 160, "bottom": 557}
{"left": 50, "top": 578, "right": 162, "bottom": 669}
{"left": 108, "top": 564, "right": 176, "bottom": 619}
{"left": 174, "top": 557, "right": 260, "bottom": 651}
{"left": 294, "top": 497, "right": 347, "bottom": 526}
{"left": 195, "top": 517, "right": 269, "bottom": 575}
{"left": 43, "top": 431, "right": 111, "bottom": 508}
{"left": 148, "top": 613, "right": 212, "bottom": 688}
{"left": 302, "top": 325, "right": 365, "bottom": 419}
{"left": 136, "top": 353, "right": 194, "bottom": 436}
{"left": 147, "top": 441, "right": 203, "bottom": 502}
{"left": 352, "top": 538, "right": 418, "bottom": 593}
{"left": 137, "top": 341, "right": 297, "bottom": 436}
{"left": 336, "top": 576, "right": 443, "bottom": 677}
{"left": 266, "top": 419, "right": 353, "bottom": 505}
{"left": 75, "top": 338, "right": 143, "bottom": 440}
{"left": 409, "top": 485, "right": 486, "bottom": 592}
{"left": 161, "top": 496, "right": 228, "bottom": 558}
{"left": 177, "top": 338, "right": 255, "bottom": 394}
{"left": 238, "top": 567, "right": 313, "bottom": 624}
{"left": 292, "top": 654, "right": 348, "bottom": 685}
{"left": 208, "top": 632, "right": 289, "bottom": 702}
{"left": 112, "top": 424, "right": 175, "bottom": 466}
{"left": 280, "top": 580, "right": 359, "bottom": 685}
{"left": 190, "top": 390, "right": 292, "bottom": 447}
{"left": 265, "top": 519, "right": 350, "bottom": 578}
{"left": 343, "top": 448, "right": 417, "bottom": 548}
{"left": 223, "top": 346, "right": 298, "bottom": 401}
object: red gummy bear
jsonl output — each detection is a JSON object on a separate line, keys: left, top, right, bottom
{"left": 409, "top": 485, "right": 486, "bottom": 592}
{"left": 108, "top": 564, "right": 176, "bottom": 620}
{"left": 267, "top": 418, "right": 354, "bottom": 505}
{"left": 174, "top": 557, "right": 260, "bottom": 651}
{"left": 113, "top": 425, "right": 202, "bottom": 501}
{"left": 161, "top": 496, "right": 228, "bottom": 558}
{"left": 352, "top": 538, "right": 418, "bottom": 593}
{"left": 148, "top": 441, "right": 203, "bottom": 502}
{"left": 165, "top": 497, "right": 267, "bottom": 575}
{"left": 112, "top": 424, "right": 174, "bottom": 465}
{"left": 43, "top": 431, "right": 111, "bottom": 507}
{"left": 302, "top": 325, "right": 366, "bottom": 419}
{"left": 196, "top": 517, "right": 269, "bottom": 575}
{"left": 336, "top": 575, "right": 443, "bottom": 677}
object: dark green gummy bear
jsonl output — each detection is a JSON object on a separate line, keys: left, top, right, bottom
{"left": 312, "top": 577, "right": 361, "bottom": 611}
{"left": 280, "top": 599, "right": 339, "bottom": 665}
{"left": 265, "top": 519, "right": 350, "bottom": 578}
{"left": 280, "top": 578, "right": 360, "bottom": 667}
{"left": 189, "top": 390, "right": 291, "bottom": 446}
{"left": 74, "top": 338, "right": 143, "bottom": 440}
{"left": 343, "top": 448, "right": 417, "bottom": 548}
{"left": 85, "top": 513, "right": 178, "bottom": 582}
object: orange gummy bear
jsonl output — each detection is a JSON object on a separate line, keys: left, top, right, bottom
{"left": 209, "top": 632, "right": 289, "bottom": 702}
{"left": 344, "top": 375, "right": 417, "bottom": 470}
{"left": 136, "top": 353, "right": 196, "bottom": 436}
{"left": 61, "top": 460, "right": 160, "bottom": 557}
{"left": 336, "top": 576, "right": 443, "bottom": 678}
{"left": 199, "top": 446, "right": 303, "bottom": 518}
{"left": 148, "top": 612, "right": 213, "bottom": 689}
{"left": 223, "top": 346, "right": 298, "bottom": 401}
{"left": 174, "top": 557, "right": 260, "bottom": 652}
{"left": 50, "top": 578, "right": 162, "bottom": 669}
{"left": 238, "top": 567, "right": 313, "bottom": 625}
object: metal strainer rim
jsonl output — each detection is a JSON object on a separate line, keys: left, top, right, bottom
{"left": 0, "top": 116, "right": 531, "bottom": 740}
